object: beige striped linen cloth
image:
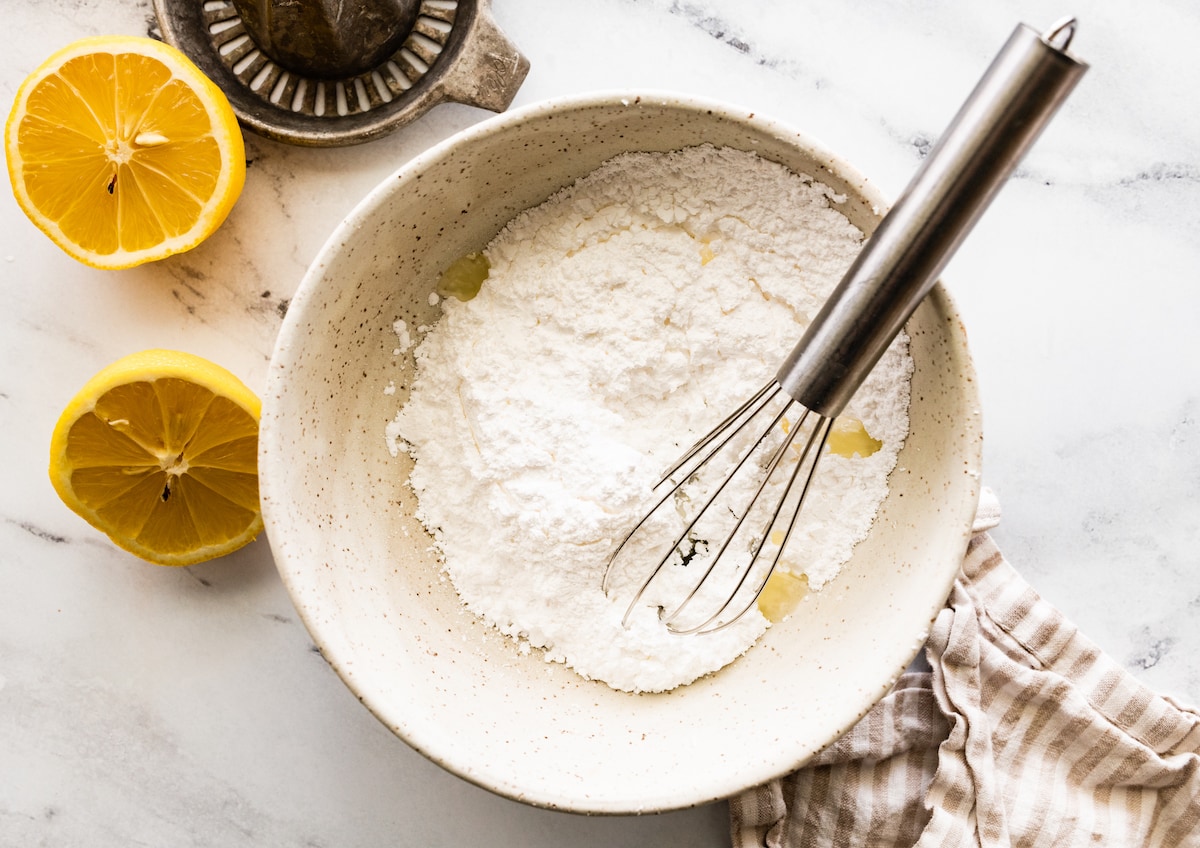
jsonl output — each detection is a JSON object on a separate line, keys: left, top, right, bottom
{"left": 730, "top": 492, "right": 1200, "bottom": 847}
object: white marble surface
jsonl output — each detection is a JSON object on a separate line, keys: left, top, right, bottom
{"left": 3, "top": 1, "right": 1198, "bottom": 845}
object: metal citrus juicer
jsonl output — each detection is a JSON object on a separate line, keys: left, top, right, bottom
{"left": 153, "top": 0, "right": 530, "bottom": 146}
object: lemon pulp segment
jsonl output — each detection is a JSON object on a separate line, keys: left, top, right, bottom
{"left": 827, "top": 416, "right": 883, "bottom": 458}
{"left": 757, "top": 570, "right": 809, "bottom": 623}
{"left": 437, "top": 252, "right": 490, "bottom": 301}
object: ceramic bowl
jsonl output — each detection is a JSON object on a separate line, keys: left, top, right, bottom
{"left": 259, "top": 92, "right": 982, "bottom": 814}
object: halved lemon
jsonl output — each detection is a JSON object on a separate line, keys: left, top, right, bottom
{"left": 49, "top": 350, "right": 262, "bottom": 566}
{"left": 5, "top": 36, "right": 245, "bottom": 269}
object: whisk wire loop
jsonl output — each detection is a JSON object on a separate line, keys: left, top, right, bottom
{"left": 672, "top": 415, "right": 832, "bottom": 634}
{"left": 657, "top": 380, "right": 781, "bottom": 486}
{"left": 658, "top": 399, "right": 807, "bottom": 631}
{"left": 606, "top": 379, "right": 838, "bottom": 635}
{"left": 614, "top": 381, "right": 793, "bottom": 627}
{"left": 599, "top": 380, "right": 781, "bottom": 597}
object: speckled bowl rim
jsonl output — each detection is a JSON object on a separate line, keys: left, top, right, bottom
{"left": 261, "top": 90, "right": 982, "bottom": 814}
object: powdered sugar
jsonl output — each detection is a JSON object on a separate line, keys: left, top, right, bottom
{"left": 391, "top": 318, "right": 413, "bottom": 355}
{"left": 386, "top": 145, "right": 912, "bottom": 692}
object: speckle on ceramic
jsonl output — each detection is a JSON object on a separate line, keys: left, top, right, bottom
{"left": 257, "top": 92, "right": 983, "bottom": 814}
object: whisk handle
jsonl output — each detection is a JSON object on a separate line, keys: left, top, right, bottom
{"left": 776, "top": 19, "right": 1088, "bottom": 417}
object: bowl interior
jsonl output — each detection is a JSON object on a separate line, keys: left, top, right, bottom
{"left": 260, "top": 92, "right": 982, "bottom": 813}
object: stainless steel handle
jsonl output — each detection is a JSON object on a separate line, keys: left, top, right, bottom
{"left": 776, "top": 19, "right": 1088, "bottom": 416}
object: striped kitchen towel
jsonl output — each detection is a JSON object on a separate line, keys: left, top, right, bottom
{"left": 730, "top": 492, "right": 1200, "bottom": 847}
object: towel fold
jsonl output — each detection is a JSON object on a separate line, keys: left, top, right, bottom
{"left": 730, "top": 491, "right": 1200, "bottom": 847}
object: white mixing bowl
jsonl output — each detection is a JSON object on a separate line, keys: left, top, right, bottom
{"left": 259, "top": 92, "right": 982, "bottom": 814}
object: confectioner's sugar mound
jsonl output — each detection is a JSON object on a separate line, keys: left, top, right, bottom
{"left": 386, "top": 145, "right": 913, "bottom": 693}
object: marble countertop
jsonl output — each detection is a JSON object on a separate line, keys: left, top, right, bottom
{"left": 3, "top": 1, "right": 1198, "bottom": 845}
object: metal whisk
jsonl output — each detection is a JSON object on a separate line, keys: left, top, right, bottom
{"left": 603, "top": 19, "right": 1088, "bottom": 634}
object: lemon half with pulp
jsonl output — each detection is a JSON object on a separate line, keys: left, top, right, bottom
{"left": 49, "top": 350, "right": 262, "bottom": 565}
{"left": 5, "top": 35, "right": 245, "bottom": 269}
